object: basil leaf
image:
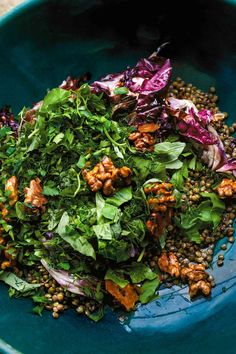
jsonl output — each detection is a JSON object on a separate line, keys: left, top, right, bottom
{"left": 0, "top": 272, "right": 40, "bottom": 293}
{"left": 106, "top": 187, "right": 132, "bottom": 207}
{"left": 61, "top": 232, "right": 96, "bottom": 259}
{"left": 126, "top": 262, "right": 157, "bottom": 283}
{"left": 154, "top": 142, "right": 186, "bottom": 163}
{"left": 139, "top": 277, "right": 160, "bottom": 304}
{"left": 93, "top": 223, "right": 113, "bottom": 240}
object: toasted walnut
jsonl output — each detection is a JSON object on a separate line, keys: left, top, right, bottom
{"left": 0, "top": 244, "right": 16, "bottom": 270}
{"left": 158, "top": 252, "right": 180, "bottom": 277}
{"left": 137, "top": 123, "right": 160, "bottom": 133}
{"left": 128, "top": 132, "right": 156, "bottom": 151}
{"left": 0, "top": 203, "right": 9, "bottom": 220}
{"left": 144, "top": 183, "right": 176, "bottom": 238}
{"left": 216, "top": 178, "right": 236, "bottom": 198}
{"left": 24, "top": 178, "right": 47, "bottom": 212}
{"left": 5, "top": 176, "right": 19, "bottom": 206}
{"left": 82, "top": 156, "right": 132, "bottom": 196}
{"left": 105, "top": 280, "right": 139, "bottom": 311}
{"left": 180, "top": 263, "right": 207, "bottom": 281}
{"left": 146, "top": 210, "right": 173, "bottom": 238}
{"left": 180, "top": 263, "right": 211, "bottom": 298}
{"left": 4, "top": 246, "right": 17, "bottom": 261}
{"left": 1, "top": 261, "right": 12, "bottom": 270}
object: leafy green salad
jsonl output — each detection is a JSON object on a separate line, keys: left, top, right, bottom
{"left": 0, "top": 48, "right": 235, "bottom": 321}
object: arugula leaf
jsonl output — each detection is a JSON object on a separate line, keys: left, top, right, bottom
{"left": 139, "top": 277, "right": 160, "bottom": 304}
{"left": 106, "top": 187, "right": 132, "bottom": 207}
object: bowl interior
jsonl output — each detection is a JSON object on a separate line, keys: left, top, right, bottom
{"left": 0, "top": 1, "right": 236, "bottom": 353}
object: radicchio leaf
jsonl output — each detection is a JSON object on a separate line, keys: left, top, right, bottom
{"left": 91, "top": 48, "right": 172, "bottom": 134}
{"left": 0, "top": 106, "right": 19, "bottom": 132}
{"left": 166, "top": 97, "right": 217, "bottom": 145}
{"left": 166, "top": 97, "right": 236, "bottom": 175}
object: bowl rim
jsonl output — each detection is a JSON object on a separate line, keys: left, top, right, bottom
{"left": 0, "top": 0, "right": 45, "bottom": 28}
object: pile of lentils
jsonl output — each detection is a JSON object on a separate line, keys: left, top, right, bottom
{"left": 146, "top": 78, "right": 236, "bottom": 288}
{"left": 21, "top": 78, "right": 236, "bottom": 319}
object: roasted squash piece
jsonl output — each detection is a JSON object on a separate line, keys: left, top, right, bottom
{"left": 105, "top": 280, "right": 139, "bottom": 311}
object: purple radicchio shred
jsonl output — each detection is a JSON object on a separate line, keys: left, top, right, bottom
{"left": 0, "top": 106, "right": 19, "bottom": 133}
{"left": 166, "top": 97, "right": 236, "bottom": 174}
{"left": 91, "top": 73, "right": 124, "bottom": 96}
{"left": 124, "top": 55, "right": 172, "bottom": 96}
{"left": 91, "top": 47, "right": 172, "bottom": 137}
{"left": 166, "top": 98, "right": 217, "bottom": 145}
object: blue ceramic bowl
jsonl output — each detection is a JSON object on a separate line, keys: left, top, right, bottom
{"left": 0, "top": 1, "right": 236, "bottom": 353}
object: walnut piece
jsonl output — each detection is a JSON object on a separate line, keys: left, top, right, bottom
{"left": 128, "top": 132, "right": 156, "bottom": 151}
{"left": 144, "top": 183, "right": 176, "bottom": 238}
{"left": 105, "top": 280, "right": 139, "bottom": 311}
{"left": 0, "top": 203, "right": 9, "bottom": 220}
{"left": 5, "top": 176, "right": 19, "bottom": 206}
{"left": 158, "top": 254, "right": 212, "bottom": 298}
{"left": 82, "top": 156, "right": 132, "bottom": 196}
{"left": 180, "top": 263, "right": 211, "bottom": 298}
{"left": 216, "top": 178, "right": 236, "bottom": 198}
{"left": 24, "top": 178, "right": 47, "bottom": 212}
{"left": 158, "top": 252, "right": 180, "bottom": 277}
{"left": 137, "top": 123, "right": 160, "bottom": 133}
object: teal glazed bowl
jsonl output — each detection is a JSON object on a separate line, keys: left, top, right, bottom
{"left": 0, "top": 1, "right": 236, "bottom": 353}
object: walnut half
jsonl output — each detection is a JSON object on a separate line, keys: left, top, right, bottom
{"left": 157, "top": 253, "right": 212, "bottom": 298}
{"left": 82, "top": 156, "right": 132, "bottom": 196}
{"left": 180, "top": 263, "right": 211, "bottom": 298}
{"left": 216, "top": 178, "right": 236, "bottom": 198}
